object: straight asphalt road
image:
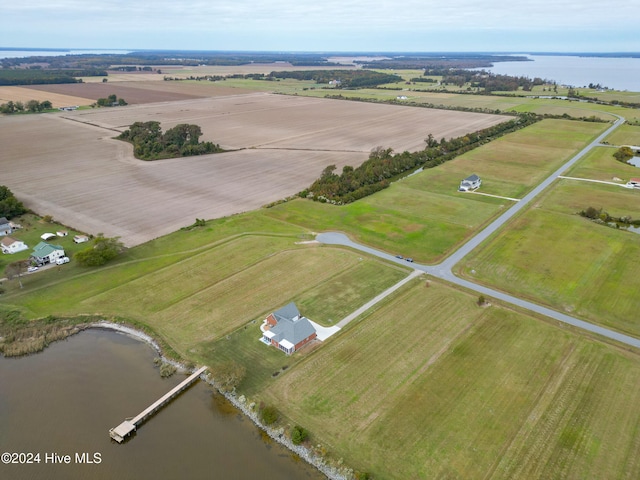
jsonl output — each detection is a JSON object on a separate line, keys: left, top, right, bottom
{"left": 317, "top": 114, "right": 640, "bottom": 349}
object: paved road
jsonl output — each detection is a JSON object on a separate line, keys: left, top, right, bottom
{"left": 317, "top": 114, "right": 640, "bottom": 350}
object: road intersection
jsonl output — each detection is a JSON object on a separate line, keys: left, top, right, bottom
{"left": 317, "top": 114, "right": 640, "bottom": 349}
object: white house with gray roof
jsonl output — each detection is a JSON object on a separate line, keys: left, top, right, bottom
{"left": 459, "top": 174, "right": 482, "bottom": 191}
{"left": 0, "top": 217, "right": 11, "bottom": 236}
{"left": 261, "top": 302, "right": 317, "bottom": 355}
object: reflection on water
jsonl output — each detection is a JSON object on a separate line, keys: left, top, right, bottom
{"left": 0, "top": 329, "right": 323, "bottom": 480}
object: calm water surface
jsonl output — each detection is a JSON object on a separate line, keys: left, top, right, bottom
{"left": 478, "top": 54, "right": 640, "bottom": 92}
{"left": 0, "top": 329, "right": 323, "bottom": 480}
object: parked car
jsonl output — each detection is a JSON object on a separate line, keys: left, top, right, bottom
{"left": 56, "top": 256, "right": 70, "bottom": 265}
{"left": 405, "top": 258, "right": 414, "bottom": 263}
{"left": 395, "top": 254, "right": 403, "bottom": 259}
{"left": 27, "top": 266, "right": 39, "bottom": 272}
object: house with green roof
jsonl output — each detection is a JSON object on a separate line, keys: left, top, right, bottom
{"left": 31, "top": 241, "right": 65, "bottom": 265}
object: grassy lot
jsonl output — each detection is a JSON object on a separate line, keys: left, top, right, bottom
{"left": 563, "top": 146, "right": 640, "bottom": 182}
{"left": 262, "top": 279, "right": 640, "bottom": 479}
{"left": 604, "top": 123, "right": 640, "bottom": 146}
{"left": 2, "top": 212, "right": 408, "bottom": 359}
{"left": 460, "top": 180, "right": 640, "bottom": 337}
{"left": 265, "top": 119, "right": 607, "bottom": 262}
{"left": 192, "top": 255, "right": 409, "bottom": 395}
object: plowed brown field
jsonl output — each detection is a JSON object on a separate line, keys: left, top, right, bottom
{"left": 1, "top": 92, "right": 506, "bottom": 246}
{"left": 24, "top": 82, "right": 204, "bottom": 104}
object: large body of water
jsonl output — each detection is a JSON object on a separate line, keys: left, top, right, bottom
{"left": 0, "top": 329, "right": 323, "bottom": 480}
{"left": 2, "top": 50, "right": 639, "bottom": 92}
{"left": 0, "top": 49, "right": 131, "bottom": 59}
{"left": 479, "top": 54, "right": 640, "bottom": 92}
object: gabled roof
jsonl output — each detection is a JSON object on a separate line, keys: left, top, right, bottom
{"left": 464, "top": 174, "right": 480, "bottom": 182}
{"left": 32, "top": 241, "right": 64, "bottom": 258}
{"left": 273, "top": 302, "right": 300, "bottom": 322}
{"left": 269, "top": 315, "right": 316, "bottom": 346}
{"left": 0, "top": 217, "right": 9, "bottom": 226}
{"left": 1, "top": 236, "right": 21, "bottom": 247}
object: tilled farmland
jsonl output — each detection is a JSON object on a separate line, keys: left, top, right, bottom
{"left": 1, "top": 91, "right": 506, "bottom": 246}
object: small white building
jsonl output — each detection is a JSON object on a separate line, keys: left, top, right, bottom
{"left": 459, "top": 174, "right": 482, "bottom": 191}
{"left": 74, "top": 234, "right": 90, "bottom": 244}
{"left": 1, "top": 236, "right": 28, "bottom": 254}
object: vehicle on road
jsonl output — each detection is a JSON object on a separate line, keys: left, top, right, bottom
{"left": 27, "top": 266, "right": 39, "bottom": 272}
{"left": 395, "top": 255, "right": 403, "bottom": 259}
{"left": 405, "top": 258, "right": 414, "bottom": 263}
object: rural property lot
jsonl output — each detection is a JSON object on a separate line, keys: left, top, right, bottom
{"left": 1, "top": 93, "right": 505, "bottom": 246}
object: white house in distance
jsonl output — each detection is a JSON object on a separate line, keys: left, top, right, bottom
{"left": 1, "top": 236, "right": 28, "bottom": 254}
{"left": 261, "top": 302, "right": 317, "bottom": 355}
{"left": 0, "top": 217, "right": 11, "bottom": 236}
{"left": 31, "top": 241, "right": 65, "bottom": 265}
{"left": 459, "top": 174, "right": 482, "bottom": 191}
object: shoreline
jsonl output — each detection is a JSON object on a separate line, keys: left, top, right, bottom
{"left": 88, "top": 321, "right": 351, "bottom": 480}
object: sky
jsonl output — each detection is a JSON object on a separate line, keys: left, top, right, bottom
{"left": 1, "top": 0, "right": 638, "bottom": 53}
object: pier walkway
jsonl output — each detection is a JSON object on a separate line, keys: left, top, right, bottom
{"left": 109, "top": 366, "right": 207, "bottom": 443}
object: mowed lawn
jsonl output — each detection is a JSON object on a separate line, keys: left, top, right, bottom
{"left": 262, "top": 280, "right": 640, "bottom": 479}
{"left": 461, "top": 180, "right": 640, "bottom": 336}
{"left": 265, "top": 119, "right": 607, "bottom": 262}
{"left": 563, "top": 146, "right": 640, "bottom": 182}
{"left": 193, "top": 255, "right": 408, "bottom": 395}
{"left": 603, "top": 123, "right": 640, "bottom": 146}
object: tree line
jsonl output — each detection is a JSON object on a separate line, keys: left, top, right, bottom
{"left": 1, "top": 99, "right": 52, "bottom": 114}
{"left": 117, "top": 121, "right": 223, "bottom": 160}
{"left": 269, "top": 70, "right": 402, "bottom": 88}
{"left": 301, "top": 114, "right": 540, "bottom": 204}
{"left": 0, "top": 68, "right": 105, "bottom": 86}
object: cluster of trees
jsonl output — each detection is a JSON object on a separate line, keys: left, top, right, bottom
{"left": 0, "top": 99, "right": 52, "bottom": 114}
{"left": 613, "top": 146, "right": 636, "bottom": 163}
{"left": 580, "top": 206, "right": 640, "bottom": 227}
{"left": 0, "top": 69, "right": 104, "bottom": 86}
{"left": 117, "top": 121, "right": 223, "bottom": 160}
{"left": 0, "top": 185, "right": 27, "bottom": 219}
{"left": 270, "top": 69, "right": 402, "bottom": 88}
{"left": 94, "top": 94, "right": 127, "bottom": 107}
{"left": 302, "top": 114, "right": 539, "bottom": 204}
{"left": 74, "top": 235, "right": 124, "bottom": 266}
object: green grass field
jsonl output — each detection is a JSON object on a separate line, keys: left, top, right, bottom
{"left": 460, "top": 181, "right": 640, "bottom": 337}
{"left": 265, "top": 119, "right": 607, "bottom": 262}
{"left": 563, "top": 146, "right": 639, "bottom": 182}
{"left": 263, "top": 280, "right": 640, "bottom": 479}
{"left": 604, "top": 123, "right": 640, "bottom": 146}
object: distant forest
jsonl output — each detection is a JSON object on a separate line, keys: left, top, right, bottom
{"left": 270, "top": 70, "right": 402, "bottom": 88}
{"left": 0, "top": 68, "right": 105, "bottom": 86}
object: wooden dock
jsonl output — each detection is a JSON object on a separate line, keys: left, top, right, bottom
{"left": 109, "top": 366, "right": 207, "bottom": 443}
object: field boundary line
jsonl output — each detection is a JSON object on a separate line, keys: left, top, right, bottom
{"left": 465, "top": 191, "right": 521, "bottom": 202}
{"left": 336, "top": 269, "right": 423, "bottom": 328}
{"left": 557, "top": 175, "right": 628, "bottom": 187}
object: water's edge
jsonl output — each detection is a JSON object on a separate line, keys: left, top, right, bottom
{"left": 87, "top": 321, "right": 350, "bottom": 480}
